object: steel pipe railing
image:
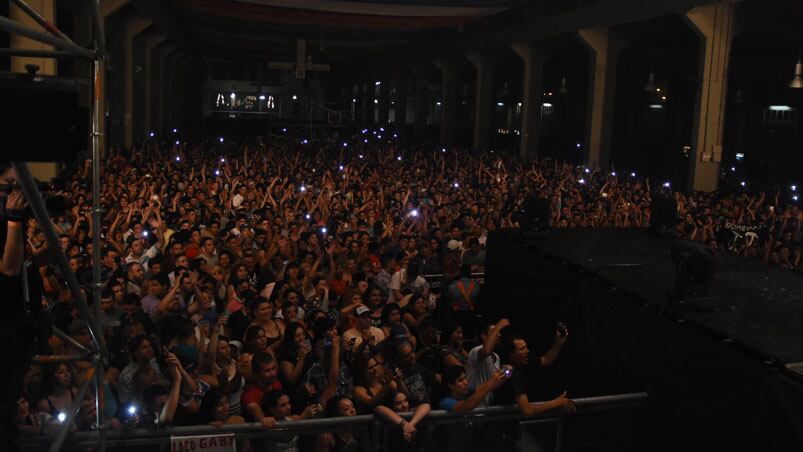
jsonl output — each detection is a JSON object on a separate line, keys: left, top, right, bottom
{"left": 0, "top": 15, "right": 94, "bottom": 60}
{"left": 9, "top": 0, "right": 75, "bottom": 44}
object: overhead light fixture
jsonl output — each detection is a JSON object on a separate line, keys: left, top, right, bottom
{"left": 645, "top": 72, "right": 656, "bottom": 92}
{"left": 292, "top": 95, "right": 298, "bottom": 100}
{"left": 559, "top": 77, "right": 568, "bottom": 94}
{"left": 259, "top": 95, "right": 266, "bottom": 100}
{"left": 230, "top": 93, "right": 236, "bottom": 99}
{"left": 789, "top": 59, "right": 803, "bottom": 89}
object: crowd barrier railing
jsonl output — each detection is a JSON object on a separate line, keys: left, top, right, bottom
{"left": 18, "top": 392, "right": 648, "bottom": 452}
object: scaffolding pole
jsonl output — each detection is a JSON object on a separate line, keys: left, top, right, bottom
{"left": 4, "top": 1, "right": 107, "bottom": 451}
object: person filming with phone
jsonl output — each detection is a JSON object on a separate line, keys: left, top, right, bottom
{"left": 494, "top": 324, "right": 576, "bottom": 416}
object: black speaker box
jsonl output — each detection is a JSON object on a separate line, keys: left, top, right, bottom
{"left": 0, "top": 71, "right": 87, "bottom": 161}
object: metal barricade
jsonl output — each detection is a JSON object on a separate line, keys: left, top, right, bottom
{"left": 19, "top": 393, "right": 648, "bottom": 452}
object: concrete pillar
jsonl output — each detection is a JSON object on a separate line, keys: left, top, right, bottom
{"left": 163, "top": 52, "right": 182, "bottom": 131}
{"left": 512, "top": 43, "right": 550, "bottom": 160}
{"left": 466, "top": 53, "right": 494, "bottom": 151}
{"left": 141, "top": 34, "right": 167, "bottom": 139}
{"left": 157, "top": 48, "right": 178, "bottom": 133}
{"left": 174, "top": 59, "right": 190, "bottom": 127}
{"left": 391, "top": 73, "right": 409, "bottom": 133}
{"left": 151, "top": 43, "right": 174, "bottom": 136}
{"left": 434, "top": 61, "right": 459, "bottom": 145}
{"left": 411, "top": 65, "right": 432, "bottom": 141}
{"left": 9, "top": 0, "right": 58, "bottom": 181}
{"left": 123, "top": 17, "right": 154, "bottom": 148}
{"left": 577, "top": 28, "right": 624, "bottom": 171}
{"left": 684, "top": 1, "right": 735, "bottom": 192}
{"left": 377, "top": 79, "right": 390, "bottom": 125}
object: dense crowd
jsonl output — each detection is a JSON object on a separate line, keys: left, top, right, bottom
{"left": 1, "top": 134, "right": 800, "bottom": 449}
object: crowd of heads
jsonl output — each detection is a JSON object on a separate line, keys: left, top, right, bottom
{"left": 8, "top": 132, "right": 801, "bottom": 441}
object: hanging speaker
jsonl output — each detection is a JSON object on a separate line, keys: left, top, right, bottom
{"left": 0, "top": 68, "right": 87, "bottom": 162}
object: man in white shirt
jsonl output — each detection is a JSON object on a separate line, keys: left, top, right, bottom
{"left": 343, "top": 306, "right": 385, "bottom": 353}
{"left": 467, "top": 318, "right": 510, "bottom": 407}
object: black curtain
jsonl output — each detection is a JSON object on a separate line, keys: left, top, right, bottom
{"left": 480, "top": 229, "right": 803, "bottom": 452}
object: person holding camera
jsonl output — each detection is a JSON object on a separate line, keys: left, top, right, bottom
{"left": 494, "top": 329, "right": 576, "bottom": 416}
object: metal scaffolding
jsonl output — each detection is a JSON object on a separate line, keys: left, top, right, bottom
{"left": 0, "top": 1, "right": 107, "bottom": 451}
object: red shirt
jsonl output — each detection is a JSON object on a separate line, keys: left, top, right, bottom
{"left": 242, "top": 379, "right": 282, "bottom": 417}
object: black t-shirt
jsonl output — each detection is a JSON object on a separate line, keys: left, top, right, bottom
{"left": 227, "top": 309, "right": 251, "bottom": 342}
{"left": 400, "top": 362, "right": 437, "bottom": 406}
{"left": 493, "top": 363, "right": 538, "bottom": 406}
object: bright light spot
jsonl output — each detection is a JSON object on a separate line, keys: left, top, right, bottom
{"left": 649, "top": 104, "right": 663, "bottom": 109}
{"left": 631, "top": 172, "right": 636, "bottom": 177}
{"left": 321, "top": 227, "right": 327, "bottom": 234}
{"left": 496, "top": 102, "right": 504, "bottom": 107}
{"left": 584, "top": 168, "right": 591, "bottom": 174}
{"left": 172, "top": 128, "right": 177, "bottom": 133}
{"left": 661, "top": 96, "right": 667, "bottom": 101}
{"left": 352, "top": 98, "right": 356, "bottom": 103}
{"left": 377, "top": 135, "right": 382, "bottom": 139}
{"left": 282, "top": 128, "right": 287, "bottom": 133}
{"left": 663, "top": 182, "right": 671, "bottom": 188}
{"left": 175, "top": 156, "right": 180, "bottom": 162}
{"left": 768, "top": 105, "right": 792, "bottom": 111}
{"left": 735, "top": 153, "right": 744, "bottom": 160}
{"left": 343, "top": 142, "right": 348, "bottom": 147}
{"left": 397, "top": 156, "right": 402, "bottom": 161}
{"left": 740, "top": 181, "right": 746, "bottom": 187}
{"left": 731, "top": 167, "right": 736, "bottom": 172}
{"left": 436, "top": 102, "right": 442, "bottom": 106}
{"left": 220, "top": 158, "right": 225, "bottom": 163}
{"left": 230, "top": 93, "right": 236, "bottom": 99}
{"left": 393, "top": 133, "right": 397, "bottom": 138}
{"left": 300, "top": 185, "right": 306, "bottom": 192}
{"left": 149, "top": 132, "right": 154, "bottom": 137}
{"left": 128, "top": 405, "right": 137, "bottom": 415}
{"left": 656, "top": 88, "right": 662, "bottom": 92}
{"left": 301, "top": 139, "right": 308, "bottom": 144}
{"left": 375, "top": 81, "right": 381, "bottom": 86}
{"left": 175, "top": 141, "right": 180, "bottom": 145}
{"left": 338, "top": 165, "right": 344, "bottom": 171}
{"left": 359, "top": 154, "right": 364, "bottom": 159}
{"left": 57, "top": 412, "right": 67, "bottom": 423}
{"left": 142, "top": 231, "right": 148, "bottom": 237}
{"left": 410, "top": 209, "right": 419, "bottom": 218}
{"left": 215, "top": 170, "right": 220, "bottom": 176}
{"left": 542, "top": 102, "right": 553, "bottom": 107}
{"left": 517, "top": 102, "right": 522, "bottom": 107}
{"left": 374, "top": 99, "right": 378, "bottom": 104}
{"left": 611, "top": 172, "right": 617, "bottom": 177}
{"left": 305, "top": 214, "right": 311, "bottom": 220}
{"left": 364, "top": 139, "right": 368, "bottom": 143}
{"left": 791, "top": 185, "right": 797, "bottom": 192}
{"left": 259, "top": 95, "right": 266, "bottom": 100}
{"left": 576, "top": 143, "right": 581, "bottom": 148}
{"left": 379, "top": 127, "right": 384, "bottom": 132}
{"left": 793, "top": 195, "right": 799, "bottom": 202}
{"left": 453, "top": 182, "right": 459, "bottom": 188}
{"left": 442, "top": 148, "right": 447, "bottom": 153}
{"left": 292, "top": 95, "right": 298, "bottom": 100}
{"left": 219, "top": 137, "right": 224, "bottom": 143}
{"left": 579, "top": 179, "right": 586, "bottom": 184}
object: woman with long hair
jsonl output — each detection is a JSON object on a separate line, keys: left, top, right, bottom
{"left": 249, "top": 297, "right": 284, "bottom": 353}
{"left": 374, "top": 391, "right": 431, "bottom": 444}
{"left": 380, "top": 303, "right": 415, "bottom": 348}
{"left": 242, "top": 325, "right": 267, "bottom": 355}
{"left": 352, "top": 356, "right": 405, "bottom": 414}
{"left": 35, "top": 363, "right": 78, "bottom": 418}
{"left": 277, "top": 322, "right": 314, "bottom": 389}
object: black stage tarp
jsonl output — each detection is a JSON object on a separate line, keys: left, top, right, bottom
{"left": 480, "top": 229, "right": 803, "bottom": 452}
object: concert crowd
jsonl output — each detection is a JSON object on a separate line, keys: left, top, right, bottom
{"left": 1, "top": 134, "right": 800, "bottom": 450}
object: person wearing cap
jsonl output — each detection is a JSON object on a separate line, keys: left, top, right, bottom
{"left": 442, "top": 239, "right": 464, "bottom": 281}
{"left": 343, "top": 306, "right": 385, "bottom": 354}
